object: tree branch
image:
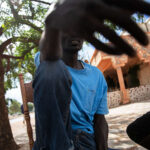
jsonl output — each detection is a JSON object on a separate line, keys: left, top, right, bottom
{"left": 2, "top": 46, "right": 34, "bottom": 60}
{"left": 0, "top": 38, "right": 15, "bottom": 54}
{"left": 0, "top": 36, "right": 39, "bottom": 54}
{"left": 7, "top": 0, "right": 42, "bottom": 33}
{"left": 0, "top": 27, "right": 3, "bottom": 36}
{"left": 29, "top": 1, "right": 35, "bottom": 19}
{"left": 19, "top": 20, "right": 43, "bottom": 33}
{"left": 4, "top": 58, "right": 10, "bottom": 73}
{"left": 1, "top": 54, "right": 22, "bottom": 73}
{"left": 2, "top": 45, "right": 35, "bottom": 73}
{"left": 30, "top": 0, "right": 52, "bottom": 5}
{"left": 21, "top": 46, "right": 35, "bottom": 57}
{"left": 18, "top": 1, "right": 36, "bottom": 20}
{"left": 18, "top": 37, "right": 39, "bottom": 45}
{"left": 2, "top": 54, "right": 23, "bottom": 59}
{"left": 7, "top": 0, "right": 19, "bottom": 19}
{"left": 20, "top": 15, "right": 34, "bottom": 20}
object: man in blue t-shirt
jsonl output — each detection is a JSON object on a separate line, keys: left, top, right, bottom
{"left": 34, "top": 34, "right": 113, "bottom": 150}
{"left": 32, "top": 0, "right": 150, "bottom": 149}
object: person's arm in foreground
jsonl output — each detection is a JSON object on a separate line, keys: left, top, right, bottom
{"left": 40, "top": 0, "right": 150, "bottom": 61}
{"left": 94, "top": 114, "right": 108, "bottom": 150}
{"left": 127, "top": 112, "right": 150, "bottom": 149}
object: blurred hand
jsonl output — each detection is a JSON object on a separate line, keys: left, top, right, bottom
{"left": 41, "top": 0, "right": 150, "bottom": 59}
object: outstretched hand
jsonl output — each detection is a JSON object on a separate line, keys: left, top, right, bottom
{"left": 41, "top": 0, "right": 150, "bottom": 59}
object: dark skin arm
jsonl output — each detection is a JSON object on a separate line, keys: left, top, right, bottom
{"left": 93, "top": 114, "right": 108, "bottom": 150}
{"left": 40, "top": 0, "right": 150, "bottom": 61}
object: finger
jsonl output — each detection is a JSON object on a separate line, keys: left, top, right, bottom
{"left": 102, "top": 0, "right": 150, "bottom": 16}
{"left": 90, "top": 3, "right": 149, "bottom": 45}
{"left": 89, "top": 19, "right": 135, "bottom": 56}
{"left": 108, "top": 15, "right": 149, "bottom": 46}
{"left": 77, "top": 17, "right": 136, "bottom": 56}
{"left": 77, "top": 25, "right": 119, "bottom": 54}
{"left": 85, "top": 35, "right": 136, "bottom": 56}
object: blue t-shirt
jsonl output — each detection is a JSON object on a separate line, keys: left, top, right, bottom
{"left": 34, "top": 52, "right": 109, "bottom": 133}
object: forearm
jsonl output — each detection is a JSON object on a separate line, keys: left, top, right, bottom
{"left": 94, "top": 114, "right": 108, "bottom": 150}
{"left": 39, "top": 27, "right": 62, "bottom": 61}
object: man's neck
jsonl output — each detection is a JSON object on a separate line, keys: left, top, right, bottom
{"left": 62, "top": 52, "right": 83, "bottom": 69}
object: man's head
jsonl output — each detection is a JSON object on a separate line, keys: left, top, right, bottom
{"left": 45, "top": 2, "right": 83, "bottom": 55}
{"left": 62, "top": 34, "right": 83, "bottom": 54}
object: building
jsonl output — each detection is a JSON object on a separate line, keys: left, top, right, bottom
{"left": 91, "top": 19, "right": 150, "bottom": 107}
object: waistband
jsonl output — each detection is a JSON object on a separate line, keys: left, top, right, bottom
{"left": 72, "top": 129, "right": 94, "bottom": 138}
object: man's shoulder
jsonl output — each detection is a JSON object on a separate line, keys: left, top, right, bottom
{"left": 83, "top": 62, "right": 107, "bottom": 86}
{"left": 83, "top": 61, "right": 103, "bottom": 75}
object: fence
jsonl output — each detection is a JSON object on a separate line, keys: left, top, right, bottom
{"left": 107, "top": 85, "right": 150, "bottom": 108}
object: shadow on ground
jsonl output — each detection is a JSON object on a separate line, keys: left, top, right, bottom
{"left": 11, "top": 101, "right": 150, "bottom": 150}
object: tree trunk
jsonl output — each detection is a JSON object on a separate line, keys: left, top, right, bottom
{"left": 0, "top": 57, "right": 19, "bottom": 150}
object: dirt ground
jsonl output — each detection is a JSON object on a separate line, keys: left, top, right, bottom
{"left": 10, "top": 101, "right": 150, "bottom": 150}
{"left": 106, "top": 101, "right": 150, "bottom": 150}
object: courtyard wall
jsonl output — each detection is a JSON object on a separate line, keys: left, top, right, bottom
{"left": 108, "top": 85, "right": 150, "bottom": 108}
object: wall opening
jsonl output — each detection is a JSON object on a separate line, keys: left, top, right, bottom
{"left": 124, "top": 65, "right": 140, "bottom": 88}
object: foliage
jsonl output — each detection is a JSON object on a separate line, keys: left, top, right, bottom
{"left": 5, "top": 98, "right": 13, "bottom": 108}
{"left": 0, "top": 2, "right": 51, "bottom": 148}
{"left": 28, "top": 103, "right": 34, "bottom": 112}
{"left": 0, "top": 0, "right": 51, "bottom": 92}
{"left": 9, "top": 99, "right": 21, "bottom": 115}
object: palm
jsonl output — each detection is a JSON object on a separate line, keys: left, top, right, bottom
{"left": 44, "top": 0, "right": 150, "bottom": 56}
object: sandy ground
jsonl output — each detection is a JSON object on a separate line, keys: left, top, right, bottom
{"left": 10, "top": 101, "right": 150, "bottom": 150}
{"left": 106, "top": 101, "right": 150, "bottom": 150}
{"left": 10, "top": 113, "right": 35, "bottom": 150}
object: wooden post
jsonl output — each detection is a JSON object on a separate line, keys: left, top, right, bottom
{"left": 19, "top": 74, "right": 34, "bottom": 150}
{"left": 116, "top": 67, "right": 130, "bottom": 104}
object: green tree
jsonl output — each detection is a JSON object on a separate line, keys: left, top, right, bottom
{"left": 9, "top": 99, "right": 21, "bottom": 115}
{"left": 5, "top": 98, "right": 13, "bottom": 108}
{"left": 0, "top": 0, "right": 52, "bottom": 149}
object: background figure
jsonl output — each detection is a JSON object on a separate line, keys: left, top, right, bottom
{"left": 21, "top": 104, "right": 25, "bottom": 124}
{"left": 126, "top": 112, "right": 150, "bottom": 149}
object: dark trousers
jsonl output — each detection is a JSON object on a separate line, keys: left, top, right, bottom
{"left": 72, "top": 130, "right": 97, "bottom": 150}
{"left": 126, "top": 111, "right": 150, "bottom": 149}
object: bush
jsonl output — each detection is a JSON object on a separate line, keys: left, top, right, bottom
{"left": 28, "top": 103, "right": 34, "bottom": 112}
{"left": 9, "top": 100, "right": 21, "bottom": 115}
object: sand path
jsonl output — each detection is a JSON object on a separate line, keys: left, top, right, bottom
{"left": 10, "top": 101, "right": 150, "bottom": 150}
